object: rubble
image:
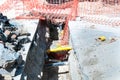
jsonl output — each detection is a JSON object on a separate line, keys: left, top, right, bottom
{"left": 0, "top": 13, "right": 35, "bottom": 80}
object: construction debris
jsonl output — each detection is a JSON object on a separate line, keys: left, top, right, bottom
{"left": 0, "top": 13, "right": 32, "bottom": 79}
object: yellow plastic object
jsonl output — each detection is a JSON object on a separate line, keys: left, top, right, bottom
{"left": 98, "top": 36, "right": 106, "bottom": 41}
{"left": 47, "top": 45, "right": 72, "bottom": 53}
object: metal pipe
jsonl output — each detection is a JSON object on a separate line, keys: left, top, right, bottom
{"left": 45, "top": 61, "right": 68, "bottom": 67}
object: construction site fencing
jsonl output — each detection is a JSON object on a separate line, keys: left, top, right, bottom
{"left": 0, "top": 0, "right": 120, "bottom": 25}
{"left": 0, "top": 0, "right": 77, "bottom": 20}
{"left": 0, "top": 0, "right": 78, "bottom": 45}
{"left": 13, "top": 0, "right": 77, "bottom": 20}
{"left": 1, "top": 0, "right": 120, "bottom": 45}
{"left": 77, "top": 0, "right": 120, "bottom": 26}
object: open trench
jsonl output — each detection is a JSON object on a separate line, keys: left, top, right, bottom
{"left": 21, "top": 19, "right": 70, "bottom": 80}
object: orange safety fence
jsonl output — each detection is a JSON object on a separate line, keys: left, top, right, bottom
{"left": 0, "top": 0, "right": 75, "bottom": 19}
{"left": 15, "top": 0, "right": 75, "bottom": 20}
{"left": 0, "top": 0, "right": 15, "bottom": 14}
{"left": 16, "top": 0, "right": 78, "bottom": 46}
{"left": 77, "top": 0, "right": 120, "bottom": 26}
{"left": 60, "top": 0, "right": 78, "bottom": 45}
{"left": 0, "top": 0, "right": 78, "bottom": 46}
{"left": 79, "top": 0, "right": 120, "bottom": 16}
{"left": 1, "top": 0, "right": 120, "bottom": 45}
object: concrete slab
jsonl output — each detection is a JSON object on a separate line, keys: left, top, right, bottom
{"left": 69, "top": 20, "right": 120, "bottom": 80}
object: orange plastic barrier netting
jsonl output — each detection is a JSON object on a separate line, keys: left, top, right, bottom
{"left": 14, "top": 0, "right": 76, "bottom": 20}
{"left": 0, "top": 0, "right": 76, "bottom": 19}
{"left": 77, "top": 0, "right": 120, "bottom": 27}
{"left": 0, "top": 0, "right": 15, "bottom": 13}
{"left": 0, "top": 0, "right": 78, "bottom": 46}
{"left": 78, "top": 0, "right": 120, "bottom": 16}
{"left": 1, "top": 0, "right": 120, "bottom": 45}
{"left": 19, "top": 0, "right": 78, "bottom": 46}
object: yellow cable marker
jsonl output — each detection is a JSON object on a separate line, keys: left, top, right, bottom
{"left": 98, "top": 36, "right": 106, "bottom": 41}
